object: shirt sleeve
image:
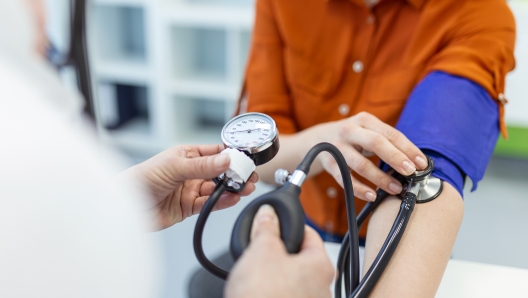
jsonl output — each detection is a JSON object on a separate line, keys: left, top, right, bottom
{"left": 395, "top": 71, "right": 500, "bottom": 196}
{"left": 238, "top": 0, "right": 298, "bottom": 134}
{"left": 423, "top": 150, "right": 466, "bottom": 197}
{"left": 421, "top": 0, "right": 515, "bottom": 137}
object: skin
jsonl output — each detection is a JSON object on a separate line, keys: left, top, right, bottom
{"left": 130, "top": 146, "right": 333, "bottom": 298}
{"left": 226, "top": 205, "right": 335, "bottom": 298}
{"left": 121, "top": 144, "right": 258, "bottom": 230}
{"left": 257, "top": 112, "right": 428, "bottom": 201}
{"left": 23, "top": 1, "right": 461, "bottom": 295}
{"left": 363, "top": 183, "right": 464, "bottom": 297}
{"left": 22, "top": 2, "right": 334, "bottom": 295}
{"left": 124, "top": 146, "right": 336, "bottom": 297}
{"left": 255, "top": 112, "right": 463, "bottom": 297}
{"left": 22, "top": 1, "right": 259, "bottom": 231}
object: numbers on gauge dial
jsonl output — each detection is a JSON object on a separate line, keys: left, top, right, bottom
{"left": 225, "top": 116, "right": 273, "bottom": 147}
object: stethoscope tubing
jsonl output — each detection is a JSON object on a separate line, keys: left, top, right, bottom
{"left": 194, "top": 143, "right": 433, "bottom": 298}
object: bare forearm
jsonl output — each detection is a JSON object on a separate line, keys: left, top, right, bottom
{"left": 363, "top": 182, "right": 464, "bottom": 297}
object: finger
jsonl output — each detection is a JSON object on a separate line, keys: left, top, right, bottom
{"left": 250, "top": 204, "right": 280, "bottom": 241}
{"left": 235, "top": 205, "right": 285, "bottom": 266}
{"left": 354, "top": 113, "right": 428, "bottom": 169}
{"left": 361, "top": 148, "right": 375, "bottom": 157}
{"left": 176, "top": 153, "right": 230, "bottom": 180}
{"left": 194, "top": 144, "right": 227, "bottom": 157}
{"left": 337, "top": 144, "right": 403, "bottom": 197}
{"left": 247, "top": 172, "right": 259, "bottom": 183}
{"left": 199, "top": 181, "right": 216, "bottom": 196}
{"left": 296, "top": 227, "right": 337, "bottom": 285}
{"left": 320, "top": 151, "right": 348, "bottom": 188}
{"left": 191, "top": 193, "right": 241, "bottom": 215}
{"left": 323, "top": 162, "right": 377, "bottom": 202}
{"left": 321, "top": 143, "right": 390, "bottom": 200}
{"left": 213, "top": 194, "right": 241, "bottom": 211}
{"left": 350, "top": 175, "right": 377, "bottom": 202}
{"left": 237, "top": 182, "right": 256, "bottom": 196}
{"left": 341, "top": 126, "right": 417, "bottom": 176}
{"left": 322, "top": 148, "right": 384, "bottom": 202}
{"left": 299, "top": 225, "right": 326, "bottom": 254}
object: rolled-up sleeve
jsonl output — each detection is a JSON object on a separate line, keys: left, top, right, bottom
{"left": 422, "top": 0, "right": 516, "bottom": 137}
{"left": 396, "top": 71, "right": 501, "bottom": 195}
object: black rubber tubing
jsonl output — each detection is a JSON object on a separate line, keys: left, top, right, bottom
{"left": 193, "top": 180, "right": 230, "bottom": 279}
{"left": 351, "top": 192, "right": 417, "bottom": 298}
{"left": 297, "top": 143, "right": 361, "bottom": 291}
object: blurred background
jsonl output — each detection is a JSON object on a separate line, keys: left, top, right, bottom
{"left": 44, "top": 0, "right": 528, "bottom": 297}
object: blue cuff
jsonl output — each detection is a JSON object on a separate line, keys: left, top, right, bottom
{"left": 380, "top": 149, "right": 465, "bottom": 196}
{"left": 424, "top": 150, "right": 465, "bottom": 196}
{"left": 395, "top": 71, "right": 499, "bottom": 194}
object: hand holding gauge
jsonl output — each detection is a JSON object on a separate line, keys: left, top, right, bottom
{"left": 197, "top": 112, "right": 305, "bottom": 280}
{"left": 195, "top": 112, "right": 287, "bottom": 279}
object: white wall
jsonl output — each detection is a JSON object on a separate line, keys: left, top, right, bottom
{"left": 506, "top": 2, "right": 528, "bottom": 127}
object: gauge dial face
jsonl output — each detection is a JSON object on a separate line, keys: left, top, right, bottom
{"left": 222, "top": 113, "right": 276, "bottom": 150}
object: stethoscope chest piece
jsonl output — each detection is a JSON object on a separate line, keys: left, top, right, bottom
{"left": 416, "top": 176, "right": 443, "bottom": 203}
{"left": 403, "top": 156, "right": 443, "bottom": 203}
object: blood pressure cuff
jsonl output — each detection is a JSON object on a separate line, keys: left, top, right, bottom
{"left": 389, "top": 71, "right": 500, "bottom": 197}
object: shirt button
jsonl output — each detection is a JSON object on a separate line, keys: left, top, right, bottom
{"left": 352, "top": 60, "right": 364, "bottom": 73}
{"left": 326, "top": 187, "right": 337, "bottom": 198}
{"left": 325, "top": 221, "right": 334, "bottom": 231}
{"left": 366, "top": 15, "right": 375, "bottom": 25}
{"left": 338, "top": 103, "right": 350, "bottom": 116}
{"left": 498, "top": 93, "right": 507, "bottom": 105}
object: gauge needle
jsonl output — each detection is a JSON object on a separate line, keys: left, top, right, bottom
{"left": 231, "top": 128, "right": 261, "bottom": 133}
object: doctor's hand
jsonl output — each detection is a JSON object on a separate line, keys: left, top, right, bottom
{"left": 122, "top": 144, "right": 258, "bottom": 230}
{"left": 225, "top": 205, "right": 334, "bottom": 298}
{"left": 317, "top": 112, "right": 427, "bottom": 201}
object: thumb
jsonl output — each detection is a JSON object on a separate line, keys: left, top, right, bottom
{"left": 176, "top": 153, "right": 230, "bottom": 180}
{"left": 250, "top": 204, "right": 280, "bottom": 240}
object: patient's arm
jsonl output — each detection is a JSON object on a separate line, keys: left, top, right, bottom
{"left": 363, "top": 182, "right": 464, "bottom": 297}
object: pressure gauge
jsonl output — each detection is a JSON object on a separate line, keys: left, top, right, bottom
{"left": 221, "top": 112, "right": 279, "bottom": 166}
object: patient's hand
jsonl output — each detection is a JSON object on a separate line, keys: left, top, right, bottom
{"left": 319, "top": 112, "right": 428, "bottom": 201}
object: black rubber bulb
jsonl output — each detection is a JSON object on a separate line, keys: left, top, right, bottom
{"left": 230, "top": 182, "right": 306, "bottom": 260}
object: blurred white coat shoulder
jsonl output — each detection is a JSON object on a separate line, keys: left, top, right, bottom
{"left": 0, "top": 1, "right": 161, "bottom": 297}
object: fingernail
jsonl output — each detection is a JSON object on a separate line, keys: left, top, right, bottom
{"left": 214, "top": 154, "right": 230, "bottom": 170}
{"left": 389, "top": 182, "right": 402, "bottom": 194}
{"left": 365, "top": 191, "right": 376, "bottom": 202}
{"left": 255, "top": 204, "right": 276, "bottom": 224}
{"left": 415, "top": 156, "right": 428, "bottom": 169}
{"left": 402, "top": 160, "right": 416, "bottom": 175}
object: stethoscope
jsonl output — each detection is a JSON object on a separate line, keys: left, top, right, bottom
{"left": 61, "top": 3, "right": 443, "bottom": 293}
{"left": 194, "top": 112, "right": 443, "bottom": 298}
{"left": 47, "top": 0, "right": 95, "bottom": 120}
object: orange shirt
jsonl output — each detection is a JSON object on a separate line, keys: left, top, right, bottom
{"left": 239, "top": 0, "right": 515, "bottom": 236}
